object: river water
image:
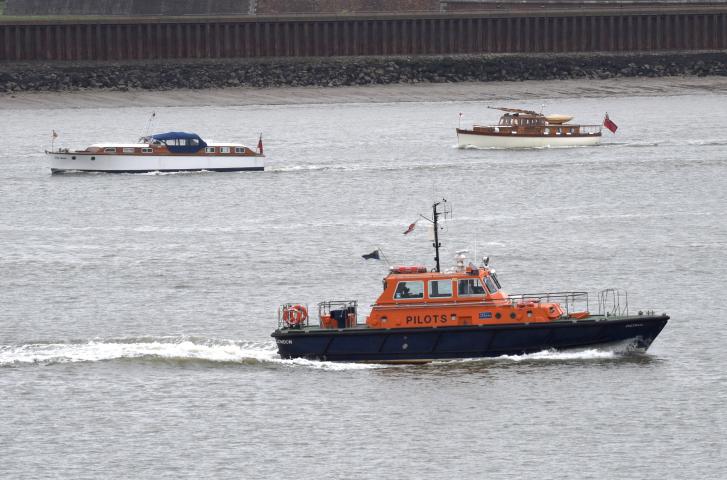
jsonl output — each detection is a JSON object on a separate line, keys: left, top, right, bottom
{"left": 1, "top": 79, "right": 725, "bottom": 479}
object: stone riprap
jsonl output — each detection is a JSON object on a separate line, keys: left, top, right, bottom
{"left": 1, "top": 53, "right": 726, "bottom": 93}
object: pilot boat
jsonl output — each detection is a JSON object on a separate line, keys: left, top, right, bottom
{"left": 272, "top": 201, "right": 668, "bottom": 363}
{"left": 456, "top": 107, "right": 602, "bottom": 149}
{"left": 47, "top": 131, "right": 264, "bottom": 173}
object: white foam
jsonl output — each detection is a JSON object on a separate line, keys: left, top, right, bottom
{"left": 435, "top": 347, "right": 620, "bottom": 366}
{"left": 495, "top": 348, "right": 618, "bottom": 362}
{"left": 0, "top": 337, "right": 382, "bottom": 371}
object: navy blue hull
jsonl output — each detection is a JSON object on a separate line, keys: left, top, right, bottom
{"left": 272, "top": 315, "right": 668, "bottom": 362}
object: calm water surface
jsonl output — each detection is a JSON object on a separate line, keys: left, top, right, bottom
{"left": 1, "top": 82, "right": 725, "bottom": 479}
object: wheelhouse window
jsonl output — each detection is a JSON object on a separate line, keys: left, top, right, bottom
{"left": 491, "top": 273, "right": 502, "bottom": 289}
{"left": 429, "top": 280, "right": 453, "bottom": 298}
{"left": 205, "top": 147, "right": 216, "bottom": 153}
{"left": 394, "top": 281, "right": 424, "bottom": 299}
{"left": 484, "top": 276, "right": 498, "bottom": 294}
{"left": 458, "top": 279, "right": 486, "bottom": 296}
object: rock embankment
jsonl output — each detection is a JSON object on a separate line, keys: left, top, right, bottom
{"left": 1, "top": 52, "right": 727, "bottom": 93}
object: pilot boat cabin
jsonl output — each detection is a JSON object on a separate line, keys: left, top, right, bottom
{"left": 364, "top": 263, "right": 565, "bottom": 329}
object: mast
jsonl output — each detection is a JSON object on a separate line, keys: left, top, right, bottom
{"left": 432, "top": 201, "right": 442, "bottom": 272}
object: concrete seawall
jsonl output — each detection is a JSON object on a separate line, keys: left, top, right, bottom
{"left": 2, "top": 52, "right": 726, "bottom": 93}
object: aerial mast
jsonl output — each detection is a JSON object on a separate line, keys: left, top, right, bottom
{"left": 432, "top": 201, "right": 442, "bottom": 272}
{"left": 420, "top": 199, "right": 449, "bottom": 273}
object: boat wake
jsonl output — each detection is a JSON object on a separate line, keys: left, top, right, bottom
{"left": 1, "top": 337, "right": 650, "bottom": 370}
{"left": 0, "top": 337, "right": 382, "bottom": 371}
{"left": 437, "top": 340, "right": 648, "bottom": 367}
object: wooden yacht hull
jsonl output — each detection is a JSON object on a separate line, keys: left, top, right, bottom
{"left": 456, "top": 130, "right": 601, "bottom": 149}
{"left": 272, "top": 314, "right": 668, "bottom": 363}
{"left": 48, "top": 152, "right": 264, "bottom": 173}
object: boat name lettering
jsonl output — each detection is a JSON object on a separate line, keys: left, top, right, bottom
{"left": 276, "top": 339, "right": 293, "bottom": 344}
{"left": 405, "top": 314, "right": 448, "bottom": 325}
{"left": 479, "top": 312, "right": 492, "bottom": 319}
{"left": 624, "top": 324, "right": 644, "bottom": 328}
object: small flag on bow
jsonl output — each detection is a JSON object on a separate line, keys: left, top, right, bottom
{"left": 362, "top": 250, "right": 380, "bottom": 260}
{"left": 603, "top": 113, "right": 618, "bottom": 134}
{"left": 403, "top": 220, "right": 418, "bottom": 235}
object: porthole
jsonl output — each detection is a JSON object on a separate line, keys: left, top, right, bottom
{"left": 510, "top": 313, "right": 516, "bottom": 319}
{"left": 495, "top": 312, "right": 501, "bottom": 319}
{"left": 91, "top": 157, "right": 96, "bottom": 161}
{"left": 71, "top": 156, "right": 76, "bottom": 160}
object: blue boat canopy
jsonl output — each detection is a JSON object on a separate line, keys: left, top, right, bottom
{"left": 151, "top": 132, "right": 207, "bottom": 153}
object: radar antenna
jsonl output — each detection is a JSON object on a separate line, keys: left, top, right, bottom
{"left": 419, "top": 199, "right": 451, "bottom": 273}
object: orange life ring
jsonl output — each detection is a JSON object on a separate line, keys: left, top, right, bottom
{"left": 283, "top": 304, "right": 308, "bottom": 326}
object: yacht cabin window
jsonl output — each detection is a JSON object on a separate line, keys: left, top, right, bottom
{"left": 205, "top": 147, "right": 216, "bottom": 153}
{"left": 104, "top": 148, "right": 116, "bottom": 153}
{"left": 220, "top": 147, "right": 230, "bottom": 154}
{"left": 429, "top": 280, "right": 453, "bottom": 298}
{"left": 394, "top": 281, "right": 424, "bottom": 299}
{"left": 458, "top": 279, "right": 486, "bottom": 296}
{"left": 235, "top": 147, "right": 245, "bottom": 153}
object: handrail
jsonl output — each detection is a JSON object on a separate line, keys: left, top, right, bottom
{"left": 508, "top": 291, "right": 589, "bottom": 315}
{"left": 277, "top": 302, "right": 311, "bottom": 329}
{"left": 318, "top": 300, "right": 359, "bottom": 328}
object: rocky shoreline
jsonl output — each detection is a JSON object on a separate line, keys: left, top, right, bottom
{"left": 2, "top": 52, "right": 727, "bottom": 93}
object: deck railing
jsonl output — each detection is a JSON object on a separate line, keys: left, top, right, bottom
{"left": 318, "top": 300, "right": 359, "bottom": 328}
{"left": 277, "top": 302, "right": 311, "bottom": 329}
{"left": 597, "top": 288, "right": 629, "bottom": 316}
{"left": 508, "top": 291, "right": 589, "bottom": 316}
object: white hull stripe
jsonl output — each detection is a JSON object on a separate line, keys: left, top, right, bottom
{"left": 457, "top": 132, "right": 601, "bottom": 149}
{"left": 49, "top": 153, "right": 265, "bottom": 172}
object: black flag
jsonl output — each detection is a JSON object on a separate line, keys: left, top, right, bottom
{"left": 362, "top": 250, "right": 380, "bottom": 260}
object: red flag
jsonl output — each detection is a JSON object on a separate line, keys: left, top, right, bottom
{"left": 603, "top": 114, "right": 618, "bottom": 134}
{"left": 403, "top": 220, "right": 417, "bottom": 235}
{"left": 257, "top": 134, "right": 263, "bottom": 154}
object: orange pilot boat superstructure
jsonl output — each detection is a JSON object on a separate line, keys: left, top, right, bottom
{"left": 456, "top": 107, "right": 602, "bottom": 149}
{"left": 272, "top": 201, "right": 668, "bottom": 363}
{"left": 47, "top": 131, "right": 265, "bottom": 173}
{"left": 361, "top": 263, "right": 566, "bottom": 331}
